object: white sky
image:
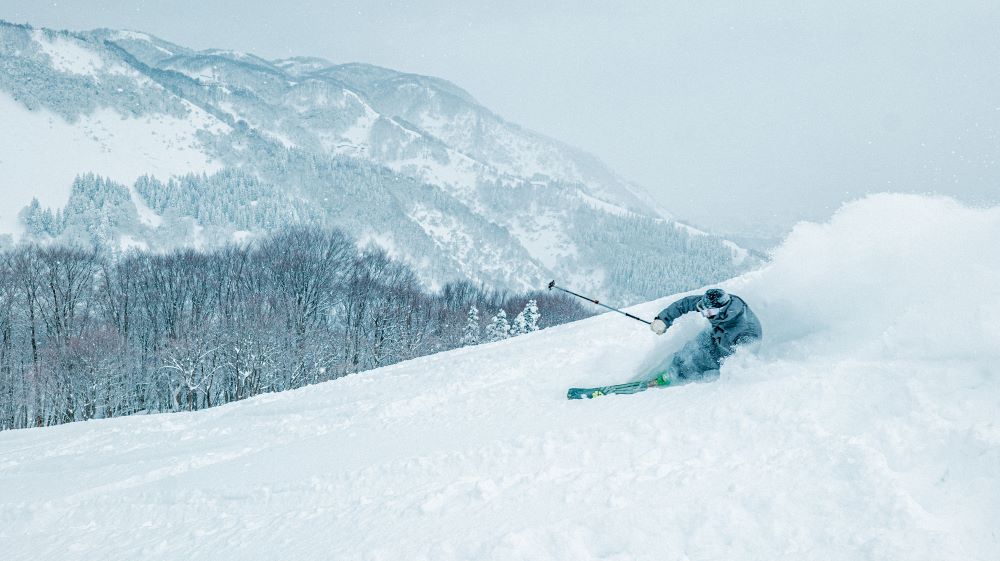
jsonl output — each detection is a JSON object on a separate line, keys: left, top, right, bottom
{"left": 4, "top": 0, "right": 999, "bottom": 237}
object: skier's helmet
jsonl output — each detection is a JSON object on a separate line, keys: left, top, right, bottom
{"left": 697, "top": 288, "right": 731, "bottom": 318}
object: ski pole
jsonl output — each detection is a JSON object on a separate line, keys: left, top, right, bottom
{"left": 547, "top": 280, "right": 651, "bottom": 325}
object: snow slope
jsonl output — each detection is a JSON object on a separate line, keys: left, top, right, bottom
{"left": 0, "top": 91, "right": 225, "bottom": 236}
{"left": 1, "top": 194, "right": 998, "bottom": 560}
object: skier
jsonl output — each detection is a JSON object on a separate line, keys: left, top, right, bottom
{"left": 554, "top": 281, "right": 763, "bottom": 399}
{"left": 646, "top": 288, "right": 762, "bottom": 387}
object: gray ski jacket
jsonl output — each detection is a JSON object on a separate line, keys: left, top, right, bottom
{"left": 654, "top": 294, "right": 763, "bottom": 354}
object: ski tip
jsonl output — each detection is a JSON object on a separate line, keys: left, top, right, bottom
{"left": 566, "top": 388, "right": 601, "bottom": 400}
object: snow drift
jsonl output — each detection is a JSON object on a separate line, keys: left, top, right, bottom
{"left": 1, "top": 194, "right": 998, "bottom": 561}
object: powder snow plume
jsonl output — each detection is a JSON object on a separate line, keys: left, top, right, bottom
{"left": 1, "top": 194, "right": 998, "bottom": 560}
{"left": 730, "top": 193, "right": 1000, "bottom": 360}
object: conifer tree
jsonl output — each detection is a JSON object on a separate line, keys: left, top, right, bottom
{"left": 485, "top": 309, "right": 510, "bottom": 342}
{"left": 461, "top": 305, "right": 480, "bottom": 346}
{"left": 523, "top": 299, "right": 540, "bottom": 332}
{"left": 511, "top": 310, "right": 528, "bottom": 336}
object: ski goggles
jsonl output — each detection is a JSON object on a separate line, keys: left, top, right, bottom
{"left": 698, "top": 305, "right": 724, "bottom": 319}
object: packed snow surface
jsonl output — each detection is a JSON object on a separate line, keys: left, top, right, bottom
{"left": 1, "top": 194, "right": 998, "bottom": 560}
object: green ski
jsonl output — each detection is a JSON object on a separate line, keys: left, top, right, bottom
{"left": 566, "top": 373, "right": 671, "bottom": 399}
{"left": 566, "top": 381, "right": 650, "bottom": 399}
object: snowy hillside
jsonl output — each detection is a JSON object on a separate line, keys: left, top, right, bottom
{"left": 2, "top": 194, "right": 997, "bottom": 560}
{"left": 0, "top": 20, "right": 750, "bottom": 302}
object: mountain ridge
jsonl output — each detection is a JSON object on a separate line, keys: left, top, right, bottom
{"left": 0, "top": 19, "right": 755, "bottom": 302}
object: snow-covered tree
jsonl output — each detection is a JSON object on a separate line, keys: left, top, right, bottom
{"left": 523, "top": 299, "right": 540, "bottom": 332}
{"left": 511, "top": 310, "right": 528, "bottom": 336}
{"left": 485, "top": 309, "right": 510, "bottom": 342}
{"left": 510, "top": 299, "right": 540, "bottom": 337}
{"left": 461, "top": 305, "right": 480, "bottom": 346}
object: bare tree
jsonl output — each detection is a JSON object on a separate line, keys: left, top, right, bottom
{"left": 161, "top": 339, "right": 222, "bottom": 412}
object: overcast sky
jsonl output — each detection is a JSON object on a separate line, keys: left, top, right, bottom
{"left": 5, "top": 1, "right": 999, "bottom": 237}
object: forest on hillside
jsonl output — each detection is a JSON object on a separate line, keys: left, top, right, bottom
{"left": 0, "top": 226, "right": 590, "bottom": 429}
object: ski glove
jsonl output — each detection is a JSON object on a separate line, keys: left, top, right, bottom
{"left": 650, "top": 319, "right": 667, "bottom": 335}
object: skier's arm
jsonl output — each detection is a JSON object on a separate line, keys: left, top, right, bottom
{"left": 654, "top": 295, "right": 702, "bottom": 328}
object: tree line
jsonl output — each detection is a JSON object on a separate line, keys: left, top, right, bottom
{"left": 0, "top": 226, "right": 590, "bottom": 430}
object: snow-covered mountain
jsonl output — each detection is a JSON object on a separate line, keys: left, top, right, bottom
{"left": 0, "top": 21, "right": 753, "bottom": 302}
{"left": 2, "top": 194, "right": 997, "bottom": 560}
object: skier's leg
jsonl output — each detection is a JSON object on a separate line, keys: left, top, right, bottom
{"left": 649, "top": 335, "right": 705, "bottom": 387}
{"left": 683, "top": 331, "right": 725, "bottom": 381}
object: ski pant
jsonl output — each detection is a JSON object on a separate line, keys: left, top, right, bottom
{"left": 667, "top": 329, "right": 760, "bottom": 381}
